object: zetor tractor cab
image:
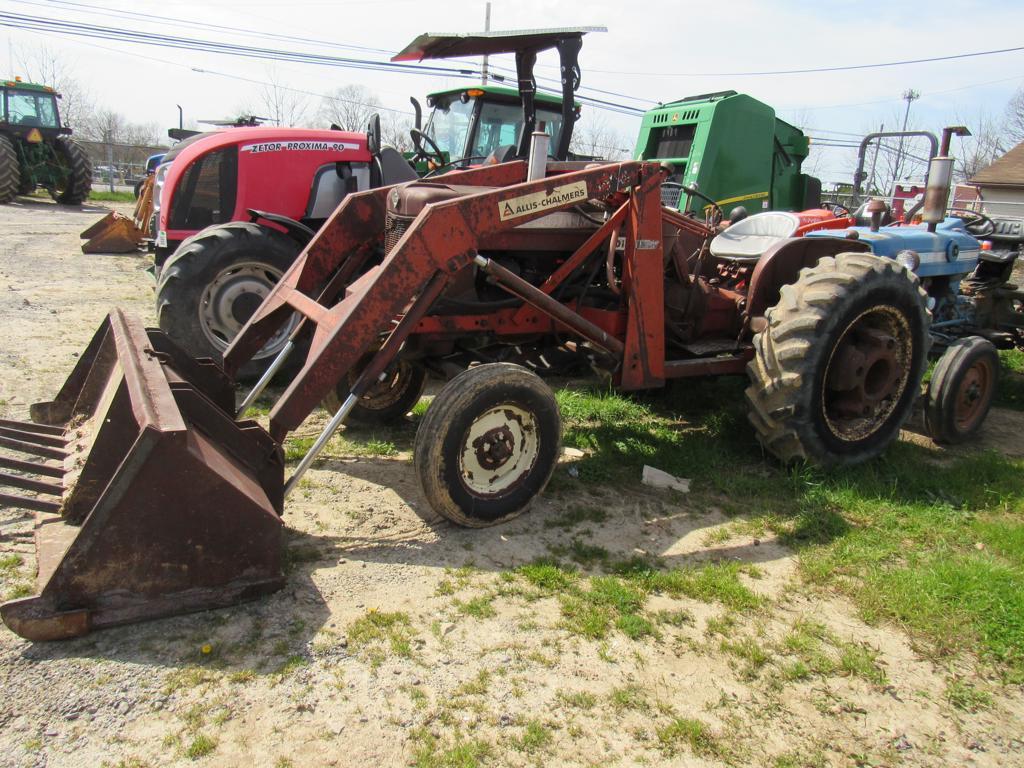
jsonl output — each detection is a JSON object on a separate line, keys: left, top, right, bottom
{"left": 0, "top": 78, "right": 92, "bottom": 205}
{"left": 635, "top": 90, "right": 821, "bottom": 219}
{"left": 152, "top": 35, "right": 585, "bottom": 378}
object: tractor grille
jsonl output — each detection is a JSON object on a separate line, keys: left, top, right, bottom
{"left": 384, "top": 211, "right": 415, "bottom": 255}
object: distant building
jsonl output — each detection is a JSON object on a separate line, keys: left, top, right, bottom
{"left": 969, "top": 141, "right": 1024, "bottom": 245}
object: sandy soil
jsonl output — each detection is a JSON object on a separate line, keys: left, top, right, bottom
{"left": 0, "top": 199, "right": 1022, "bottom": 768}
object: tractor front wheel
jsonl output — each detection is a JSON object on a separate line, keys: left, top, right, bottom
{"left": 414, "top": 363, "right": 561, "bottom": 527}
{"left": 50, "top": 136, "right": 92, "bottom": 205}
{"left": 0, "top": 135, "right": 19, "bottom": 203}
{"left": 156, "top": 221, "right": 302, "bottom": 380}
{"left": 746, "top": 252, "right": 930, "bottom": 465}
{"left": 323, "top": 355, "right": 427, "bottom": 425}
{"left": 924, "top": 336, "right": 998, "bottom": 444}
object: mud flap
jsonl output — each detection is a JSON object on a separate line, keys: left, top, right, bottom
{"left": 0, "top": 310, "right": 285, "bottom": 641}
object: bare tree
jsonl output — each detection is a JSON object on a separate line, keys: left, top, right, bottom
{"left": 1005, "top": 87, "right": 1024, "bottom": 145}
{"left": 318, "top": 85, "right": 381, "bottom": 132}
{"left": 14, "top": 42, "right": 93, "bottom": 130}
{"left": 953, "top": 111, "right": 1008, "bottom": 182}
{"left": 569, "top": 113, "right": 630, "bottom": 160}
{"left": 239, "top": 71, "right": 310, "bottom": 127}
{"left": 381, "top": 111, "right": 413, "bottom": 152}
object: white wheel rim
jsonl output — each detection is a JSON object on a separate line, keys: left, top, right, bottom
{"left": 458, "top": 404, "right": 539, "bottom": 497}
{"left": 198, "top": 261, "right": 298, "bottom": 360}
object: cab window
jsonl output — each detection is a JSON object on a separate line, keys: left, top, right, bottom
{"left": 5, "top": 90, "right": 59, "bottom": 128}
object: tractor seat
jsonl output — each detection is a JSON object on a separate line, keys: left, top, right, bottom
{"left": 374, "top": 146, "right": 419, "bottom": 186}
{"left": 709, "top": 211, "right": 801, "bottom": 263}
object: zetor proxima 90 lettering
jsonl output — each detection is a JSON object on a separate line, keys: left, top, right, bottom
{"left": 150, "top": 75, "right": 575, "bottom": 380}
{"left": 0, "top": 78, "right": 91, "bottom": 205}
{"left": 0, "top": 28, "right": 964, "bottom": 642}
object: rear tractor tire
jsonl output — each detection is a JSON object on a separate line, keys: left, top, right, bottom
{"left": 924, "top": 336, "right": 998, "bottom": 444}
{"left": 50, "top": 136, "right": 92, "bottom": 205}
{"left": 0, "top": 135, "right": 19, "bottom": 204}
{"left": 746, "top": 252, "right": 930, "bottom": 466}
{"left": 414, "top": 363, "right": 561, "bottom": 527}
{"left": 156, "top": 221, "right": 302, "bottom": 380}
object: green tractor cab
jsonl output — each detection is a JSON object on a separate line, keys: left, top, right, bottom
{"left": 634, "top": 90, "right": 820, "bottom": 218}
{"left": 0, "top": 78, "right": 92, "bottom": 205}
{"left": 413, "top": 85, "right": 573, "bottom": 172}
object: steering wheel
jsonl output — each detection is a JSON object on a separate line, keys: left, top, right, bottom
{"left": 681, "top": 184, "right": 723, "bottom": 224}
{"left": 948, "top": 209, "right": 995, "bottom": 238}
{"left": 821, "top": 201, "right": 852, "bottom": 217}
{"left": 409, "top": 128, "right": 446, "bottom": 167}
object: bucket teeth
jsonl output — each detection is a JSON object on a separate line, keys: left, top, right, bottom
{"left": 0, "top": 417, "right": 69, "bottom": 513}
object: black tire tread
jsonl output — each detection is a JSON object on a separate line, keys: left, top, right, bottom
{"left": 0, "top": 135, "right": 19, "bottom": 203}
{"left": 745, "top": 252, "right": 930, "bottom": 465}
{"left": 53, "top": 136, "right": 92, "bottom": 205}
{"left": 924, "top": 336, "right": 998, "bottom": 444}
{"left": 414, "top": 363, "right": 560, "bottom": 528}
{"left": 155, "top": 221, "right": 299, "bottom": 378}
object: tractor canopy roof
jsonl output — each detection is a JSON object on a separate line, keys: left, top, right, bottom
{"left": 2, "top": 79, "right": 57, "bottom": 95}
{"left": 426, "top": 84, "right": 572, "bottom": 109}
{"left": 393, "top": 27, "right": 606, "bottom": 61}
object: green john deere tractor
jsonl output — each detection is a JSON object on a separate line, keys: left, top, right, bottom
{"left": 0, "top": 78, "right": 92, "bottom": 205}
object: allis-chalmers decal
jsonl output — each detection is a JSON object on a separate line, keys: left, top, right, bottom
{"left": 499, "top": 181, "right": 589, "bottom": 221}
{"left": 241, "top": 141, "right": 361, "bottom": 154}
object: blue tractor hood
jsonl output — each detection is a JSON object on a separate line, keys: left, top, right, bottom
{"left": 806, "top": 217, "right": 981, "bottom": 279}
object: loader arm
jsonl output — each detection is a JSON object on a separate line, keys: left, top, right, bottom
{"left": 223, "top": 160, "right": 658, "bottom": 441}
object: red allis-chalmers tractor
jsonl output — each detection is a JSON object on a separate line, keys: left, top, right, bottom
{"left": 0, "top": 29, "right": 937, "bottom": 640}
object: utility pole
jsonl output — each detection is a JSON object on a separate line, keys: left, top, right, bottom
{"left": 481, "top": 2, "right": 491, "bottom": 84}
{"left": 868, "top": 122, "right": 883, "bottom": 195}
{"left": 892, "top": 89, "right": 920, "bottom": 188}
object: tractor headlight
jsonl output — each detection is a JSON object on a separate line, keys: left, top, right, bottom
{"left": 152, "top": 162, "right": 170, "bottom": 217}
{"left": 895, "top": 249, "right": 920, "bottom": 272}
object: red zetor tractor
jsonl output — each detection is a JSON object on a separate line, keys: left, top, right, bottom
{"left": 151, "top": 126, "right": 420, "bottom": 378}
{"left": 0, "top": 29, "right": 942, "bottom": 641}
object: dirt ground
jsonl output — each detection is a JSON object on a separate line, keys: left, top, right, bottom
{"left": 1, "top": 199, "right": 1023, "bottom": 768}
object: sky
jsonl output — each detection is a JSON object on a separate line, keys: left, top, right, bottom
{"left": 2, "top": 0, "right": 1023, "bottom": 186}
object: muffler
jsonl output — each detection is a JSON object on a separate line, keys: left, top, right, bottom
{"left": 0, "top": 310, "right": 284, "bottom": 640}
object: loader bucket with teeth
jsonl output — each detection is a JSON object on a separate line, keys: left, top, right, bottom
{"left": 0, "top": 309, "right": 284, "bottom": 641}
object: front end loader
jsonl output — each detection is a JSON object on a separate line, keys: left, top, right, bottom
{"left": 0, "top": 29, "right": 937, "bottom": 640}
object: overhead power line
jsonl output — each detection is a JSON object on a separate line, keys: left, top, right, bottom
{"left": 589, "top": 44, "right": 1024, "bottom": 77}
{"left": 6, "top": 2, "right": 654, "bottom": 113}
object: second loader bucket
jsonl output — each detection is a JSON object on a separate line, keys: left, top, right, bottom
{"left": 0, "top": 310, "right": 285, "bottom": 641}
{"left": 79, "top": 212, "right": 145, "bottom": 254}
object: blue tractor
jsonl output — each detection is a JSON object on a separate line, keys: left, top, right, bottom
{"left": 712, "top": 125, "right": 1011, "bottom": 447}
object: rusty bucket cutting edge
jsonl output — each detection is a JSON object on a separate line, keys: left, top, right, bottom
{"left": 0, "top": 310, "right": 286, "bottom": 641}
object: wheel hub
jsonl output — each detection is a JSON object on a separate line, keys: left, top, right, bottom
{"left": 459, "top": 405, "right": 539, "bottom": 496}
{"left": 198, "top": 261, "right": 297, "bottom": 360}
{"left": 954, "top": 360, "right": 992, "bottom": 430}
{"left": 473, "top": 426, "right": 516, "bottom": 470}
{"left": 823, "top": 306, "right": 913, "bottom": 442}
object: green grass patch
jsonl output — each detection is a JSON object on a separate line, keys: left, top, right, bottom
{"left": 517, "top": 559, "right": 577, "bottom": 592}
{"left": 512, "top": 720, "right": 552, "bottom": 753}
{"left": 347, "top": 610, "right": 416, "bottom": 665}
{"left": 184, "top": 734, "right": 216, "bottom": 759}
{"left": 454, "top": 595, "right": 496, "bottom": 619}
{"left": 411, "top": 728, "right": 491, "bottom": 768}
{"left": 997, "top": 350, "right": 1024, "bottom": 410}
{"left": 89, "top": 189, "right": 136, "bottom": 202}
{"left": 946, "top": 678, "right": 992, "bottom": 712}
{"left": 608, "top": 684, "right": 649, "bottom": 712}
{"left": 655, "top": 717, "right": 720, "bottom": 757}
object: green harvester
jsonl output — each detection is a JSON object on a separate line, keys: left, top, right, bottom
{"left": 634, "top": 90, "right": 820, "bottom": 217}
{"left": 0, "top": 78, "right": 92, "bottom": 205}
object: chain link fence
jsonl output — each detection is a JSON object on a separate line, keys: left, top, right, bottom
{"left": 75, "top": 139, "right": 169, "bottom": 193}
